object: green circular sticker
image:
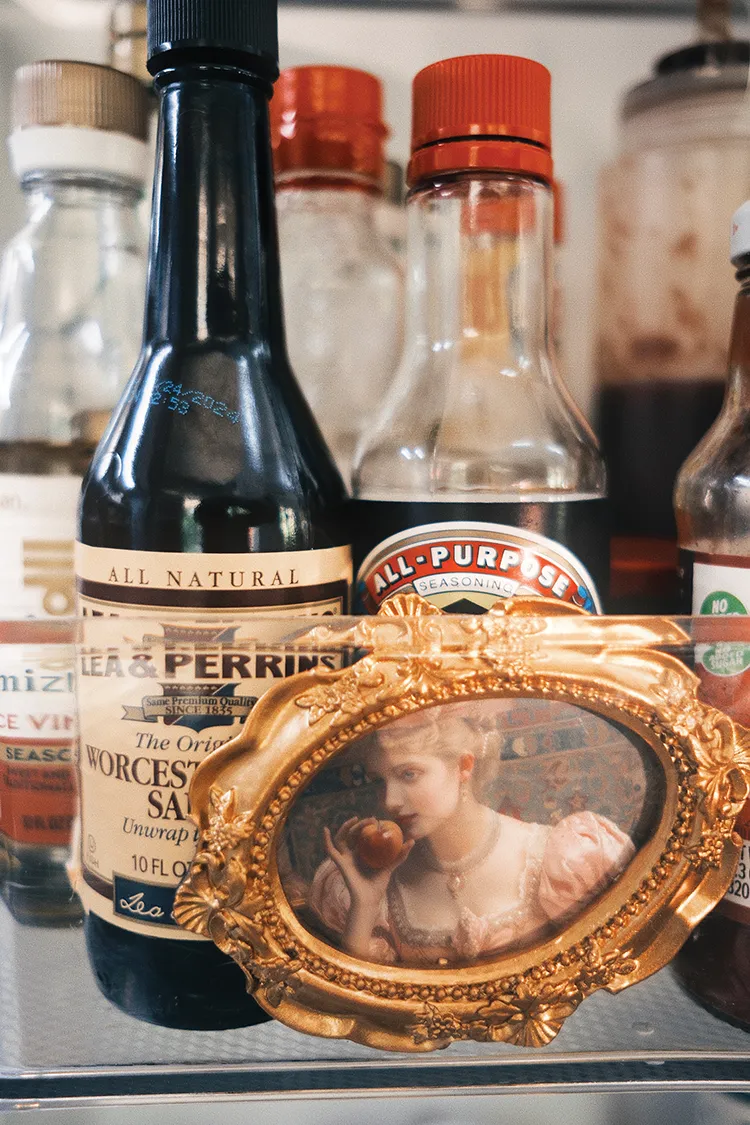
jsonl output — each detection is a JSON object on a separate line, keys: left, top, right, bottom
{"left": 700, "top": 590, "right": 748, "bottom": 616}
{"left": 702, "top": 642, "right": 750, "bottom": 676}
{"left": 698, "top": 589, "right": 750, "bottom": 675}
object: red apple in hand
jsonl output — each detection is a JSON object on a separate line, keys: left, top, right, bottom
{"left": 356, "top": 820, "right": 404, "bottom": 871}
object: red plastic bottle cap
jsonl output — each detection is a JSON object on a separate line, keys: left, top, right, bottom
{"left": 408, "top": 54, "right": 553, "bottom": 188}
{"left": 271, "top": 65, "right": 388, "bottom": 189}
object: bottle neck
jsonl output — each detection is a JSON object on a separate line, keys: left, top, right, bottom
{"left": 275, "top": 182, "right": 380, "bottom": 229}
{"left": 276, "top": 174, "right": 381, "bottom": 200}
{"left": 404, "top": 173, "right": 554, "bottom": 369}
{"left": 145, "top": 68, "right": 284, "bottom": 349}
{"left": 725, "top": 280, "right": 750, "bottom": 408}
{"left": 22, "top": 173, "right": 143, "bottom": 218}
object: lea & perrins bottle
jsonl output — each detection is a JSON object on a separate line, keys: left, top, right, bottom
{"left": 352, "top": 55, "right": 608, "bottom": 615}
{"left": 75, "top": 0, "right": 351, "bottom": 1029}
{"left": 673, "top": 201, "right": 750, "bottom": 1026}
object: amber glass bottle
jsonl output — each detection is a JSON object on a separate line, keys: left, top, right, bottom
{"left": 674, "top": 201, "right": 750, "bottom": 1025}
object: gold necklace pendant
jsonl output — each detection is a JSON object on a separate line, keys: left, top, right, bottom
{"left": 447, "top": 873, "right": 464, "bottom": 897}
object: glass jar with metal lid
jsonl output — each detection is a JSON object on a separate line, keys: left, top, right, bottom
{"left": 594, "top": 39, "right": 750, "bottom": 614}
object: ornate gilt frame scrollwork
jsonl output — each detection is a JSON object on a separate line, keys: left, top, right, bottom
{"left": 174, "top": 595, "right": 750, "bottom": 1051}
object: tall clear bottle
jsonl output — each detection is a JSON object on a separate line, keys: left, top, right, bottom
{"left": 0, "top": 61, "right": 148, "bottom": 925}
{"left": 673, "top": 201, "right": 750, "bottom": 1026}
{"left": 352, "top": 55, "right": 607, "bottom": 615}
{"left": 272, "top": 66, "right": 403, "bottom": 485}
{"left": 75, "top": 0, "right": 351, "bottom": 1029}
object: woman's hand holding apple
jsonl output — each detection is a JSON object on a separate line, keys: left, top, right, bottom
{"left": 323, "top": 816, "right": 413, "bottom": 911}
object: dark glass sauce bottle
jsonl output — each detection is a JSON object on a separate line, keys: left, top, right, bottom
{"left": 75, "top": 0, "right": 350, "bottom": 1030}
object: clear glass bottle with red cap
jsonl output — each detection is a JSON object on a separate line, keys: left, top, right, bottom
{"left": 673, "top": 200, "right": 750, "bottom": 1026}
{"left": 351, "top": 54, "right": 608, "bottom": 615}
{"left": 271, "top": 65, "right": 404, "bottom": 485}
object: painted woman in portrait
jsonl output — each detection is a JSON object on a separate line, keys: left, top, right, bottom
{"left": 309, "top": 705, "right": 635, "bottom": 966}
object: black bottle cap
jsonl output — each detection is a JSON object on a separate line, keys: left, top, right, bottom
{"left": 147, "top": 0, "right": 279, "bottom": 81}
{"left": 656, "top": 39, "right": 750, "bottom": 75}
{"left": 623, "top": 38, "right": 750, "bottom": 118}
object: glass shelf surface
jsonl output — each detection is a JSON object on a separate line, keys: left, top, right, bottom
{"left": 3, "top": 910, "right": 750, "bottom": 1108}
{"left": 0, "top": 613, "right": 749, "bottom": 1108}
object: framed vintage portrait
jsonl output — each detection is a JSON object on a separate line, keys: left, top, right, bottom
{"left": 174, "top": 595, "right": 750, "bottom": 1051}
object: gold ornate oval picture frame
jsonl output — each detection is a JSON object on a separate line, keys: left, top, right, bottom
{"left": 174, "top": 595, "right": 750, "bottom": 1051}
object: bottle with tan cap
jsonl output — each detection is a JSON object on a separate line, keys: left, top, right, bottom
{"left": 352, "top": 55, "right": 608, "bottom": 615}
{"left": 109, "top": 1, "right": 157, "bottom": 227}
{"left": 0, "top": 60, "right": 148, "bottom": 925}
{"left": 271, "top": 65, "right": 403, "bottom": 485}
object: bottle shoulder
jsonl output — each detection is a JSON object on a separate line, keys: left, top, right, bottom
{"left": 674, "top": 406, "right": 750, "bottom": 553}
{"left": 354, "top": 353, "right": 605, "bottom": 498}
{"left": 80, "top": 343, "right": 349, "bottom": 551}
{"left": 676, "top": 407, "right": 750, "bottom": 497}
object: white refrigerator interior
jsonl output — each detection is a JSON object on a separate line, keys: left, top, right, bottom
{"left": 1, "top": 0, "right": 749, "bottom": 1120}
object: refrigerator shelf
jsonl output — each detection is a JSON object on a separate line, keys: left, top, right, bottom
{"left": 3, "top": 917, "right": 750, "bottom": 1109}
{"left": 2, "top": 611, "right": 750, "bottom": 1108}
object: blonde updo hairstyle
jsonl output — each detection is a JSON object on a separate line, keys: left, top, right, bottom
{"left": 373, "top": 700, "right": 507, "bottom": 798}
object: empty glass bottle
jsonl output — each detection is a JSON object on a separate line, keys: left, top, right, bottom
{"left": 272, "top": 65, "right": 404, "bottom": 486}
{"left": 0, "top": 60, "right": 149, "bottom": 925}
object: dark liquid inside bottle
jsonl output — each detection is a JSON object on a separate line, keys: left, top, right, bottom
{"left": 351, "top": 497, "right": 609, "bottom": 614}
{"left": 77, "top": 65, "right": 348, "bottom": 1029}
{"left": 595, "top": 377, "right": 724, "bottom": 613}
{"left": 674, "top": 910, "right": 750, "bottom": 1028}
{"left": 675, "top": 748, "right": 750, "bottom": 1029}
{"left": 673, "top": 657, "right": 750, "bottom": 1028}
{"left": 670, "top": 266, "right": 750, "bottom": 1026}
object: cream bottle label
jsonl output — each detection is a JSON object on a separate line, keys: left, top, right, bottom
{"left": 75, "top": 543, "right": 351, "bottom": 939}
{"left": 0, "top": 474, "right": 80, "bottom": 617}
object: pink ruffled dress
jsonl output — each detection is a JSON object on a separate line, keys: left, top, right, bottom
{"left": 309, "top": 811, "right": 636, "bottom": 966}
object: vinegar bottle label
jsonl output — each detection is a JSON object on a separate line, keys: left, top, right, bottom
{"left": 0, "top": 475, "right": 79, "bottom": 860}
{"left": 74, "top": 542, "right": 351, "bottom": 940}
{"left": 0, "top": 654, "right": 76, "bottom": 850}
